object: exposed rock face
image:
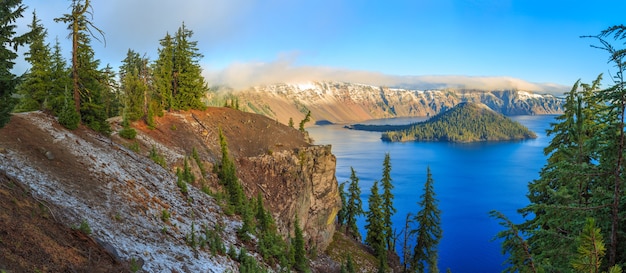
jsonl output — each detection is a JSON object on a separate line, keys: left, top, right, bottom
{"left": 221, "top": 82, "right": 564, "bottom": 125}
{"left": 238, "top": 145, "right": 340, "bottom": 251}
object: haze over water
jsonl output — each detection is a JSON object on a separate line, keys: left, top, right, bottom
{"left": 308, "top": 115, "right": 557, "bottom": 272}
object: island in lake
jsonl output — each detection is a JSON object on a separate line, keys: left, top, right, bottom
{"left": 348, "top": 102, "right": 538, "bottom": 143}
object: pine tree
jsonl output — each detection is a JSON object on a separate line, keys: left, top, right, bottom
{"left": 337, "top": 181, "right": 348, "bottom": 226}
{"left": 218, "top": 128, "right": 244, "bottom": 213}
{"left": 346, "top": 254, "right": 356, "bottom": 273}
{"left": 365, "top": 180, "right": 387, "bottom": 268}
{"left": 411, "top": 167, "right": 442, "bottom": 273}
{"left": 584, "top": 26, "right": 626, "bottom": 266}
{"left": 171, "top": 22, "right": 207, "bottom": 110}
{"left": 15, "top": 11, "right": 52, "bottom": 113}
{"left": 345, "top": 167, "right": 364, "bottom": 240}
{"left": 516, "top": 77, "right": 603, "bottom": 270}
{"left": 381, "top": 153, "right": 396, "bottom": 251}
{"left": 54, "top": 0, "right": 105, "bottom": 117}
{"left": 299, "top": 110, "right": 311, "bottom": 133}
{"left": 120, "top": 49, "right": 150, "bottom": 122}
{"left": 0, "top": 0, "right": 32, "bottom": 128}
{"left": 292, "top": 216, "right": 308, "bottom": 272}
{"left": 153, "top": 32, "right": 174, "bottom": 112}
{"left": 47, "top": 38, "right": 71, "bottom": 115}
{"left": 100, "top": 64, "right": 120, "bottom": 118}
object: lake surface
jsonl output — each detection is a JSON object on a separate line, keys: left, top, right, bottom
{"left": 307, "top": 115, "right": 557, "bottom": 273}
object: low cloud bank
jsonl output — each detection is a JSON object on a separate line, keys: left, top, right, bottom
{"left": 204, "top": 57, "right": 569, "bottom": 95}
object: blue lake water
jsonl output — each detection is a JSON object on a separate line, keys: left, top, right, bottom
{"left": 307, "top": 115, "right": 557, "bottom": 273}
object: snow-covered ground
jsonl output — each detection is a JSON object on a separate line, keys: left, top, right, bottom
{"left": 0, "top": 112, "right": 244, "bottom": 272}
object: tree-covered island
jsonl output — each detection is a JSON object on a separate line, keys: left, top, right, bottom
{"left": 379, "top": 102, "right": 537, "bottom": 142}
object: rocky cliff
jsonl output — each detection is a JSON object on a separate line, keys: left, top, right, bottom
{"left": 211, "top": 81, "right": 564, "bottom": 125}
{"left": 238, "top": 145, "right": 339, "bottom": 251}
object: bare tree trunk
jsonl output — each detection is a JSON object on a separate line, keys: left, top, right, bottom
{"left": 70, "top": 0, "right": 89, "bottom": 115}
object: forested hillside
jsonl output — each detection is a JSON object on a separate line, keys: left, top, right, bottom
{"left": 381, "top": 102, "right": 537, "bottom": 142}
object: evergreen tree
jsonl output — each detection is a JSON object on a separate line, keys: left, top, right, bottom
{"left": 516, "top": 77, "right": 604, "bottom": 270}
{"left": 299, "top": 110, "right": 311, "bottom": 133}
{"left": 15, "top": 11, "right": 52, "bottom": 113}
{"left": 171, "top": 22, "right": 207, "bottom": 110}
{"left": 75, "top": 29, "right": 110, "bottom": 134}
{"left": 292, "top": 216, "right": 308, "bottom": 272}
{"left": 237, "top": 199, "right": 255, "bottom": 242}
{"left": 345, "top": 254, "right": 356, "bottom": 273}
{"left": 337, "top": 181, "right": 348, "bottom": 226}
{"left": 58, "top": 87, "right": 80, "bottom": 130}
{"left": 365, "top": 180, "right": 387, "bottom": 268}
{"left": 490, "top": 210, "right": 538, "bottom": 273}
{"left": 411, "top": 167, "right": 442, "bottom": 273}
{"left": 345, "top": 167, "right": 364, "bottom": 240}
{"left": 585, "top": 26, "right": 626, "bottom": 265}
{"left": 218, "top": 128, "right": 244, "bottom": 213}
{"left": 381, "top": 153, "right": 396, "bottom": 250}
{"left": 54, "top": 0, "right": 104, "bottom": 117}
{"left": 120, "top": 49, "right": 150, "bottom": 122}
{"left": 100, "top": 64, "right": 120, "bottom": 118}
{"left": 153, "top": 32, "right": 174, "bottom": 112}
{"left": 288, "top": 117, "right": 294, "bottom": 128}
{"left": 0, "top": 0, "right": 33, "bottom": 128}
{"left": 47, "top": 38, "right": 71, "bottom": 115}
{"left": 402, "top": 212, "right": 414, "bottom": 273}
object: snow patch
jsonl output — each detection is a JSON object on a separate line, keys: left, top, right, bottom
{"left": 0, "top": 113, "right": 242, "bottom": 272}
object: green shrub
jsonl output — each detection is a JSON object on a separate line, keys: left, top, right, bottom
{"left": 161, "top": 209, "right": 170, "bottom": 222}
{"left": 119, "top": 127, "right": 137, "bottom": 139}
{"left": 126, "top": 142, "right": 140, "bottom": 152}
{"left": 58, "top": 102, "right": 80, "bottom": 130}
{"left": 149, "top": 146, "right": 167, "bottom": 168}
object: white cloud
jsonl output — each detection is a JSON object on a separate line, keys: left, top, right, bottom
{"left": 204, "top": 55, "right": 569, "bottom": 94}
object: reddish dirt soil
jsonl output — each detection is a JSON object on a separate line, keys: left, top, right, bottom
{"left": 0, "top": 172, "right": 129, "bottom": 273}
{"left": 0, "top": 113, "right": 130, "bottom": 272}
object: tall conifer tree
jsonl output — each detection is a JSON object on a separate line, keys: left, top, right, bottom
{"left": 153, "top": 32, "right": 174, "bottom": 112}
{"left": 47, "top": 38, "right": 71, "bottom": 115}
{"left": 337, "top": 181, "right": 348, "bottom": 227}
{"left": 345, "top": 167, "right": 364, "bottom": 240}
{"left": 171, "top": 22, "right": 207, "bottom": 110}
{"left": 411, "top": 167, "right": 442, "bottom": 273}
{"left": 15, "top": 11, "right": 52, "bottom": 112}
{"left": 381, "top": 153, "right": 396, "bottom": 251}
{"left": 0, "top": 0, "right": 32, "bottom": 128}
{"left": 365, "top": 180, "right": 387, "bottom": 268}
{"left": 54, "top": 0, "right": 104, "bottom": 116}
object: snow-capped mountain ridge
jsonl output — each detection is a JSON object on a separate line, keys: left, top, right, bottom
{"left": 229, "top": 81, "right": 564, "bottom": 125}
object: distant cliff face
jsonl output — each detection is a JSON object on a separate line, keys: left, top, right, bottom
{"left": 220, "top": 82, "right": 564, "bottom": 125}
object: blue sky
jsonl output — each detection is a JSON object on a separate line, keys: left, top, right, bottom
{"left": 16, "top": 0, "right": 626, "bottom": 93}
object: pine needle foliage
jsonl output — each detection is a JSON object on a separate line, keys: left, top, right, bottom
{"left": 345, "top": 167, "right": 364, "bottom": 241}
{"left": 411, "top": 167, "right": 442, "bottom": 273}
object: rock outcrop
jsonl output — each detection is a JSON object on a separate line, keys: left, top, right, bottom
{"left": 238, "top": 145, "right": 340, "bottom": 251}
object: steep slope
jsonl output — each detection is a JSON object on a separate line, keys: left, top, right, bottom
{"left": 210, "top": 82, "right": 564, "bottom": 125}
{"left": 132, "top": 108, "right": 341, "bottom": 251}
{"left": 381, "top": 102, "right": 537, "bottom": 142}
{"left": 0, "top": 112, "right": 238, "bottom": 272}
{"left": 0, "top": 172, "right": 128, "bottom": 272}
{"left": 0, "top": 108, "right": 341, "bottom": 272}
